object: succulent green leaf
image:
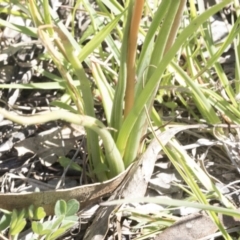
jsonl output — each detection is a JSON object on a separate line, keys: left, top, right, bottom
{"left": 32, "top": 221, "right": 43, "bottom": 235}
{"left": 51, "top": 215, "right": 65, "bottom": 230}
{"left": 48, "top": 228, "right": 65, "bottom": 240}
{"left": 66, "top": 199, "right": 80, "bottom": 216}
{"left": 9, "top": 218, "right": 26, "bottom": 235}
{"left": 34, "top": 207, "right": 46, "bottom": 220}
{"left": 0, "top": 214, "right": 11, "bottom": 231}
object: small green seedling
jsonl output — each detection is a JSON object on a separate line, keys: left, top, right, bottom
{"left": 0, "top": 199, "right": 80, "bottom": 240}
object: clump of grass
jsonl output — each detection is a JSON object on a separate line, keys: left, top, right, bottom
{"left": 0, "top": 0, "right": 239, "bottom": 239}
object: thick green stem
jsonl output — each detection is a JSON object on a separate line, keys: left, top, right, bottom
{"left": 0, "top": 108, "right": 125, "bottom": 178}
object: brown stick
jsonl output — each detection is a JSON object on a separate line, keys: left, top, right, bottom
{"left": 124, "top": 0, "right": 145, "bottom": 118}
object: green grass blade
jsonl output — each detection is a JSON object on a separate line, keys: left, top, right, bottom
{"left": 116, "top": 0, "right": 231, "bottom": 156}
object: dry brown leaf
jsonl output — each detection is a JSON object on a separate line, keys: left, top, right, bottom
{"left": 154, "top": 213, "right": 217, "bottom": 240}
{"left": 0, "top": 163, "right": 130, "bottom": 215}
{"left": 14, "top": 124, "right": 84, "bottom": 165}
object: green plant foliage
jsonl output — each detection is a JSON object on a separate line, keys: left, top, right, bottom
{"left": 0, "top": 0, "right": 232, "bottom": 177}
{"left": 1, "top": 0, "right": 240, "bottom": 238}
{"left": 54, "top": 200, "right": 67, "bottom": 216}
{"left": 65, "top": 199, "right": 80, "bottom": 217}
{"left": 0, "top": 213, "right": 11, "bottom": 231}
{"left": 9, "top": 209, "right": 27, "bottom": 236}
{"left": 27, "top": 204, "right": 46, "bottom": 220}
{"left": 33, "top": 206, "right": 46, "bottom": 220}
{"left": 58, "top": 156, "right": 82, "bottom": 172}
{"left": 0, "top": 199, "right": 79, "bottom": 239}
